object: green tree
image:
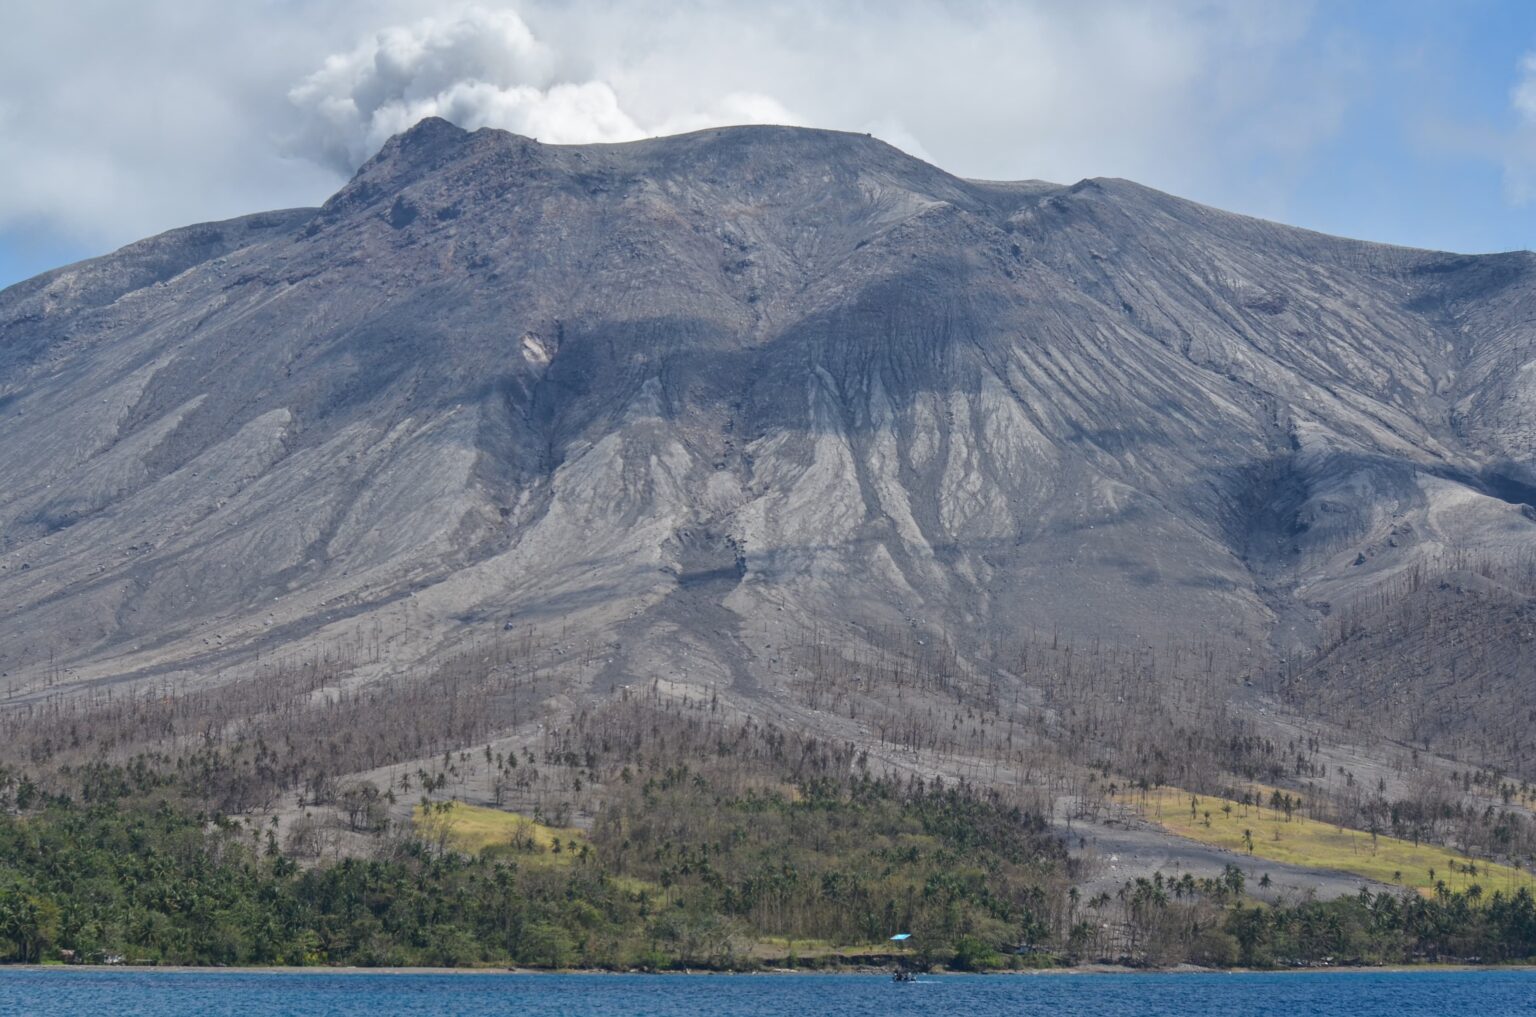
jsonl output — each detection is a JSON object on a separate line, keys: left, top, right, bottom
{"left": 0, "top": 885, "right": 59, "bottom": 963}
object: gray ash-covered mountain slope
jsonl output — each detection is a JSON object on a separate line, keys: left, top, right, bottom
{"left": 1, "top": 117, "right": 1534, "bottom": 705}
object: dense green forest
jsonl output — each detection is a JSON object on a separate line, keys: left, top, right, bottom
{"left": 2, "top": 760, "right": 1535, "bottom": 970}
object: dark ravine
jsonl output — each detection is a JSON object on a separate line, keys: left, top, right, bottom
{"left": 1, "top": 118, "right": 1534, "bottom": 756}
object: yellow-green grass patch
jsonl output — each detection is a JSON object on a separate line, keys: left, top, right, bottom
{"left": 1131, "top": 784, "right": 1533, "bottom": 896}
{"left": 413, "top": 801, "right": 586, "bottom": 861}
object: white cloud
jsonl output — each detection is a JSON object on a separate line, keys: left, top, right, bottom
{"left": 1504, "top": 51, "right": 1536, "bottom": 205}
{"left": 1514, "top": 53, "right": 1536, "bottom": 120}
{"left": 0, "top": 1, "right": 342, "bottom": 258}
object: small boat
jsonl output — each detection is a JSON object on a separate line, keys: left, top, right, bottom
{"left": 888, "top": 932, "right": 917, "bottom": 982}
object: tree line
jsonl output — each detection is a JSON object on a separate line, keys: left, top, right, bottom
{"left": 3, "top": 759, "right": 1535, "bottom": 970}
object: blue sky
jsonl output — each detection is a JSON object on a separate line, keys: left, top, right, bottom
{"left": 2, "top": 1, "right": 1536, "bottom": 291}
{"left": 1238, "top": 0, "right": 1536, "bottom": 255}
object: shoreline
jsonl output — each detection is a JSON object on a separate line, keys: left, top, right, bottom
{"left": 6, "top": 962, "right": 1534, "bottom": 977}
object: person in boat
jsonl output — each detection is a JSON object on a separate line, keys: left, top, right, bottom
{"left": 889, "top": 932, "right": 916, "bottom": 981}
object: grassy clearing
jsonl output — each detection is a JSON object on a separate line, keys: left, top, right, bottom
{"left": 1132, "top": 784, "right": 1533, "bottom": 895}
{"left": 412, "top": 801, "right": 586, "bottom": 862}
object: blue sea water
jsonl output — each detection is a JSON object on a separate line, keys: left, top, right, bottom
{"left": 0, "top": 969, "right": 1531, "bottom": 1017}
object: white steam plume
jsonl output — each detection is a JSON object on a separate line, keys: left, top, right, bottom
{"left": 288, "top": 6, "right": 797, "bottom": 172}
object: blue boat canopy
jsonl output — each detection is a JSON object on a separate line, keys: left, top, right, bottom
{"left": 888, "top": 933, "right": 911, "bottom": 941}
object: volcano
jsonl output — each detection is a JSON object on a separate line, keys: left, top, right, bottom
{"left": 2, "top": 118, "right": 1534, "bottom": 730}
